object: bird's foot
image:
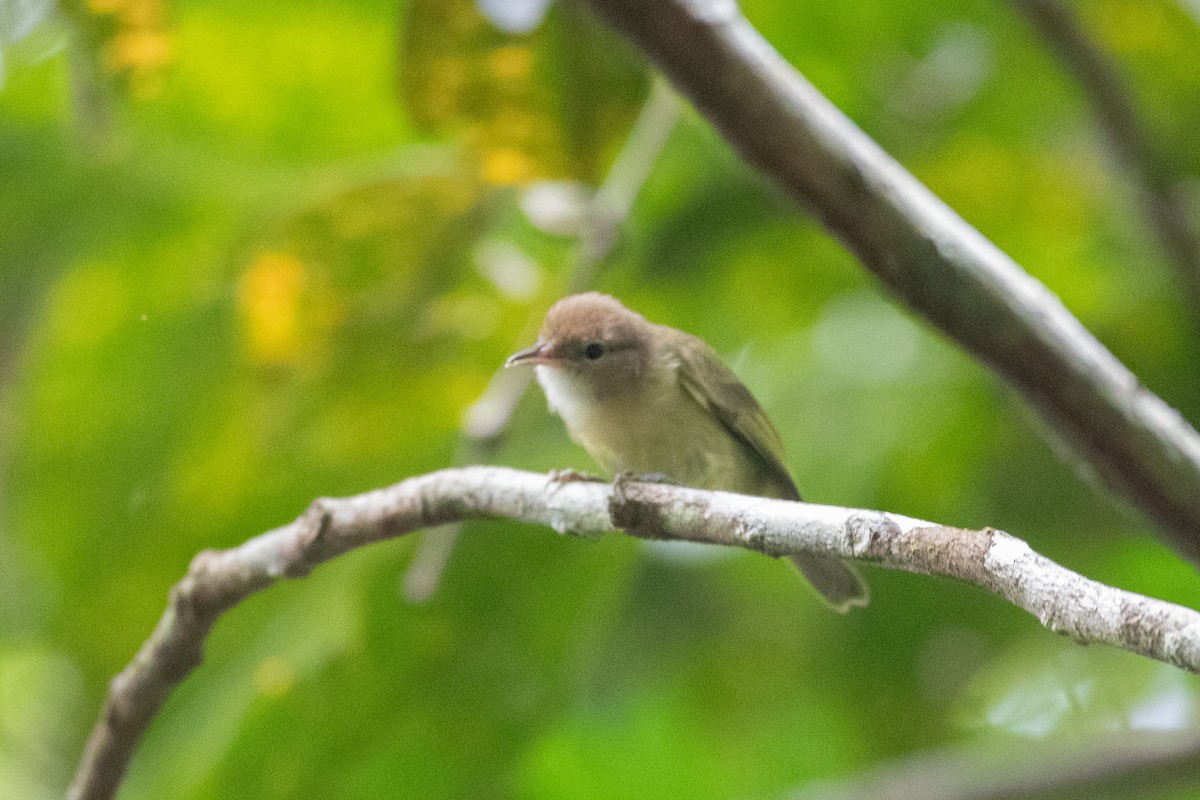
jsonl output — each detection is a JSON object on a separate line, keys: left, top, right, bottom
{"left": 609, "top": 472, "right": 673, "bottom": 538}
{"left": 613, "top": 471, "right": 675, "bottom": 487}
{"left": 610, "top": 471, "right": 675, "bottom": 507}
{"left": 547, "top": 468, "right": 605, "bottom": 487}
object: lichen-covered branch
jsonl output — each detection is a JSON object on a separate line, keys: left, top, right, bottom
{"left": 580, "top": 0, "right": 1200, "bottom": 564}
{"left": 70, "top": 467, "right": 1200, "bottom": 800}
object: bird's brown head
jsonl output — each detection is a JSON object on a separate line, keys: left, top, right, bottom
{"left": 505, "top": 293, "right": 654, "bottom": 395}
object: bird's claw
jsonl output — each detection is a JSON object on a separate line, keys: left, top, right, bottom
{"left": 611, "top": 471, "right": 676, "bottom": 505}
{"left": 609, "top": 472, "right": 674, "bottom": 536}
{"left": 613, "top": 471, "right": 675, "bottom": 487}
{"left": 547, "top": 468, "right": 605, "bottom": 487}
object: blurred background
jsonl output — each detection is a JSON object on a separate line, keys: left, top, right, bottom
{"left": 3, "top": 0, "right": 1200, "bottom": 797}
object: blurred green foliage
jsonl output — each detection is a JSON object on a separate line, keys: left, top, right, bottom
{"left": 2, "top": 0, "right": 1200, "bottom": 798}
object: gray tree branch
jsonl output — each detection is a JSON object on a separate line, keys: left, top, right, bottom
{"left": 70, "top": 467, "right": 1200, "bottom": 800}
{"left": 580, "top": 0, "right": 1200, "bottom": 564}
{"left": 1009, "top": 0, "right": 1200, "bottom": 321}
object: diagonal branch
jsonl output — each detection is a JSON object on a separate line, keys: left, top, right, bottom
{"left": 1009, "top": 0, "right": 1200, "bottom": 321}
{"left": 579, "top": 0, "right": 1200, "bottom": 565}
{"left": 71, "top": 467, "right": 1200, "bottom": 800}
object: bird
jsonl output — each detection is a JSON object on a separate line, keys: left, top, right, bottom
{"left": 505, "top": 292, "right": 867, "bottom": 611}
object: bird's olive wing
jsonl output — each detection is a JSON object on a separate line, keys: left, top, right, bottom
{"left": 672, "top": 333, "right": 802, "bottom": 501}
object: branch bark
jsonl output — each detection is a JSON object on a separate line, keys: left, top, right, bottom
{"left": 70, "top": 467, "right": 1200, "bottom": 800}
{"left": 580, "top": 0, "right": 1200, "bottom": 564}
{"left": 1009, "top": 0, "right": 1200, "bottom": 321}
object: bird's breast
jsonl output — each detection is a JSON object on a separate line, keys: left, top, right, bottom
{"left": 535, "top": 364, "right": 766, "bottom": 493}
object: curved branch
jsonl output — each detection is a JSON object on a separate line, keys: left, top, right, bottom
{"left": 580, "top": 0, "right": 1200, "bottom": 564}
{"left": 1009, "top": 0, "right": 1200, "bottom": 318}
{"left": 71, "top": 467, "right": 1200, "bottom": 800}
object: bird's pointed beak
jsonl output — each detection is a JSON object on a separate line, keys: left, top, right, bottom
{"left": 505, "top": 342, "right": 552, "bottom": 368}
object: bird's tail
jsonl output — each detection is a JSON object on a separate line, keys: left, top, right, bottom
{"left": 790, "top": 554, "right": 869, "bottom": 612}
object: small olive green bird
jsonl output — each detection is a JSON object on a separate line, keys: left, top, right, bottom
{"left": 506, "top": 292, "right": 867, "bottom": 611}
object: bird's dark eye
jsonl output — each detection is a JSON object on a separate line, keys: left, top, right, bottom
{"left": 584, "top": 342, "right": 605, "bottom": 360}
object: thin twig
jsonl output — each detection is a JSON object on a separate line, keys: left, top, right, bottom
{"left": 401, "top": 77, "right": 681, "bottom": 601}
{"left": 1009, "top": 0, "right": 1200, "bottom": 320}
{"left": 58, "top": 0, "right": 117, "bottom": 152}
{"left": 70, "top": 466, "right": 1200, "bottom": 800}
{"left": 582, "top": 0, "right": 1200, "bottom": 564}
